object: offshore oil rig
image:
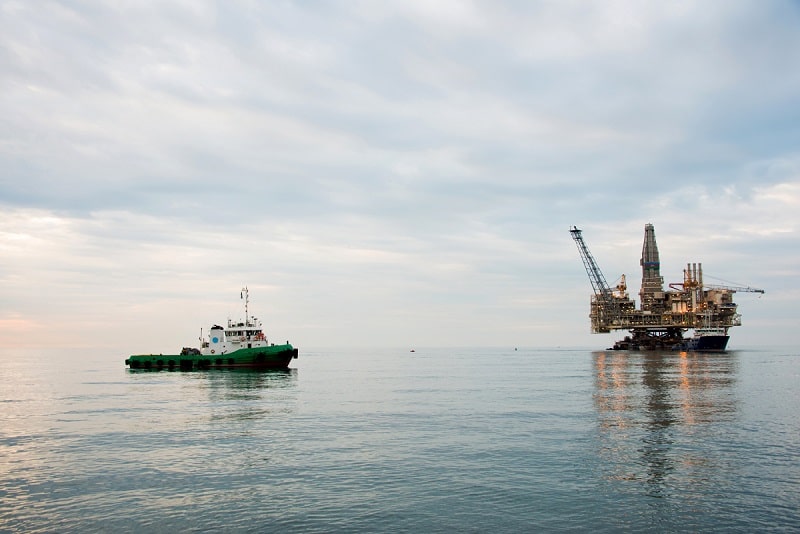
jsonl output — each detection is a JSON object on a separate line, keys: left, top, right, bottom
{"left": 570, "top": 224, "right": 764, "bottom": 351}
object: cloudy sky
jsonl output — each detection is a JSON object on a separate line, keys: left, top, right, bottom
{"left": 1, "top": 1, "right": 797, "bottom": 351}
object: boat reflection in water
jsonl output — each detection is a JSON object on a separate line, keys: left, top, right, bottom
{"left": 199, "top": 368, "right": 298, "bottom": 390}
{"left": 189, "top": 368, "right": 299, "bottom": 420}
{"left": 593, "top": 350, "right": 738, "bottom": 499}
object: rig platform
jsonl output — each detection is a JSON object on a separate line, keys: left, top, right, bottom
{"left": 570, "top": 224, "right": 763, "bottom": 351}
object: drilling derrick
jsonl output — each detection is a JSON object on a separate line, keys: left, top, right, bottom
{"left": 571, "top": 224, "right": 763, "bottom": 351}
{"left": 639, "top": 223, "right": 665, "bottom": 314}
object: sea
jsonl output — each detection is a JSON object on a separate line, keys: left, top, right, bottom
{"left": 1, "top": 346, "right": 798, "bottom": 533}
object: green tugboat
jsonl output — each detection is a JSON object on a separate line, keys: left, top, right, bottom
{"left": 125, "top": 287, "right": 298, "bottom": 370}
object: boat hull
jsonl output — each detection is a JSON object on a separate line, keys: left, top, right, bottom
{"left": 676, "top": 335, "right": 730, "bottom": 352}
{"left": 125, "top": 344, "right": 298, "bottom": 371}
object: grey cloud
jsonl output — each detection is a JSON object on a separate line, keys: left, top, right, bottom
{"left": 0, "top": 1, "right": 797, "bottom": 347}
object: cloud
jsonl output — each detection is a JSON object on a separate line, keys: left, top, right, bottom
{"left": 0, "top": 1, "right": 798, "bottom": 349}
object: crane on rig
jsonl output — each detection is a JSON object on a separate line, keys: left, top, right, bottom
{"left": 570, "top": 224, "right": 764, "bottom": 351}
{"left": 569, "top": 226, "right": 634, "bottom": 333}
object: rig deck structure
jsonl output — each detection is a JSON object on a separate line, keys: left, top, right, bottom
{"left": 570, "top": 224, "right": 763, "bottom": 350}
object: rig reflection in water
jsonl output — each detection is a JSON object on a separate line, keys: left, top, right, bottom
{"left": 593, "top": 350, "right": 738, "bottom": 498}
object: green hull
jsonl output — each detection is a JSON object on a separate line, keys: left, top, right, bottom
{"left": 125, "top": 344, "right": 298, "bottom": 371}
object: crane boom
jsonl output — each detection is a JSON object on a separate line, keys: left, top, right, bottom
{"left": 706, "top": 284, "right": 765, "bottom": 294}
{"left": 570, "top": 226, "right": 612, "bottom": 299}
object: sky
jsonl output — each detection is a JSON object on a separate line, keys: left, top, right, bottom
{"left": 1, "top": 1, "right": 798, "bottom": 351}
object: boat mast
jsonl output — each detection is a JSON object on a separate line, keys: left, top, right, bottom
{"left": 242, "top": 286, "right": 249, "bottom": 326}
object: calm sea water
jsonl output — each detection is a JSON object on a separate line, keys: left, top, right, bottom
{"left": 1, "top": 346, "right": 798, "bottom": 532}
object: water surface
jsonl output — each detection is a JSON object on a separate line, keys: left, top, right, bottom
{"left": 1, "top": 347, "right": 798, "bottom": 532}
